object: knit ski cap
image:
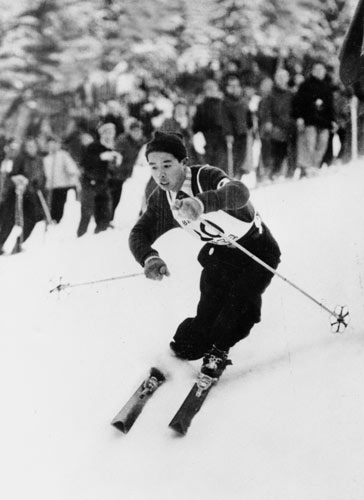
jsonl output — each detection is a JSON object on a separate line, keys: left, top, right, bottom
{"left": 145, "top": 131, "right": 187, "bottom": 161}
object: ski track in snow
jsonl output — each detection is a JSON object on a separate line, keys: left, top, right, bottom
{"left": 0, "top": 162, "right": 363, "bottom": 500}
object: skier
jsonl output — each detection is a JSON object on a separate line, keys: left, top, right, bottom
{"left": 129, "top": 131, "right": 281, "bottom": 378}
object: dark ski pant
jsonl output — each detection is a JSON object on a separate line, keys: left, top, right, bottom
{"left": 172, "top": 224, "right": 281, "bottom": 360}
{"left": 0, "top": 190, "right": 42, "bottom": 249}
{"left": 77, "top": 181, "right": 112, "bottom": 237}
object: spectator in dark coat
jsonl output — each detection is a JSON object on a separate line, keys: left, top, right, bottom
{"left": 292, "top": 62, "right": 336, "bottom": 175}
{"left": 221, "top": 76, "right": 253, "bottom": 177}
{"left": 77, "top": 122, "right": 122, "bottom": 236}
{"left": 0, "top": 138, "right": 46, "bottom": 253}
{"left": 259, "top": 69, "right": 295, "bottom": 179}
{"left": 192, "top": 80, "right": 226, "bottom": 167}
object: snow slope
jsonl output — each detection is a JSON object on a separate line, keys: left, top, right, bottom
{"left": 0, "top": 161, "right": 363, "bottom": 500}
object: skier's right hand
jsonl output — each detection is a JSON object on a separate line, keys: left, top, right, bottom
{"left": 144, "top": 255, "right": 170, "bottom": 281}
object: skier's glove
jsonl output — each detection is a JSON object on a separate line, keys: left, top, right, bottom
{"left": 172, "top": 197, "right": 204, "bottom": 221}
{"left": 144, "top": 255, "right": 170, "bottom": 281}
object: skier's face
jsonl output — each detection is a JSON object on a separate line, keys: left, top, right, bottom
{"left": 148, "top": 152, "right": 187, "bottom": 192}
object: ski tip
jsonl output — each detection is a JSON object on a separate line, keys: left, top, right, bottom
{"left": 169, "top": 420, "right": 189, "bottom": 436}
{"left": 111, "top": 420, "right": 129, "bottom": 434}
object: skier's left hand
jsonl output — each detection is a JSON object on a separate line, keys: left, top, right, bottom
{"left": 173, "top": 197, "right": 204, "bottom": 221}
{"left": 144, "top": 255, "right": 170, "bottom": 281}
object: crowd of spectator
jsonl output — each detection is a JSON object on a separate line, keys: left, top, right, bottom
{"left": 0, "top": 57, "right": 356, "bottom": 254}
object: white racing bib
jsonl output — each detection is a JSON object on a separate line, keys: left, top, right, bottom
{"left": 171, "top": 207, "right": 258, "bottom": 245}
{"left": 166, "top": 167, "right": 261, "bottom": 245}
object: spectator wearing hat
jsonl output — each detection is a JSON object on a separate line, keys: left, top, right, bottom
{"left": 259, "top": 69, "right": 295, "bottom": 180}
{"left": 77, "top": 122, "right": 122, "bottom": 236}
{"left": 43, "top": 136, "right": 81, "bottom": 223}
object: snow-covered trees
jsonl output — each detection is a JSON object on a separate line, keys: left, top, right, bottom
{"left": 0, "top": 0, "right": 356, "bottom": 101}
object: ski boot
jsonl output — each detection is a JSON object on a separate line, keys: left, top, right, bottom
{"left": 195, "top": 346, "right": 232, "bottom": 396}
{"left": 200, "top": 345, "right": 232, "bottom": 379}
{"left": 140, "top": 367, "right": 165, "bottom": 399}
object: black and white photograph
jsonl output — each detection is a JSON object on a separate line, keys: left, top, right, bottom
{"left": 0, "top": 1, "right": 363, "bottom": 499}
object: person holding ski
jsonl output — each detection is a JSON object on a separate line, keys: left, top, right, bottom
{"left": 0, "top": 137, "right": 46, "bottom": 254}
{"left": 129, "top": 131, "right": 281, "bottom": 378}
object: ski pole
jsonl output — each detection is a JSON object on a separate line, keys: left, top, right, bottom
{"left": 226, "top": 137, "right": 234, "bottom": 178}
{"left": 200, "top": 218, "right": 349, "bottom": 332}
{"left": 37, "top": 189, "right": 53, "bottom": 226}
{"left": 13, "top": 188, "right": 24, "bottom": 253}
{"left": 49, "top": 272, "right": 144, "bottom": 294}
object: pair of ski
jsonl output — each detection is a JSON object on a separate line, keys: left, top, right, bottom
{"left": 111, "top": 366, "right": 226, "bottom": 435}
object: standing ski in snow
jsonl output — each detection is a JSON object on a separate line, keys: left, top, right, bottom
{"left": 129, "top": 131, "right": 281, "bottom": 377}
